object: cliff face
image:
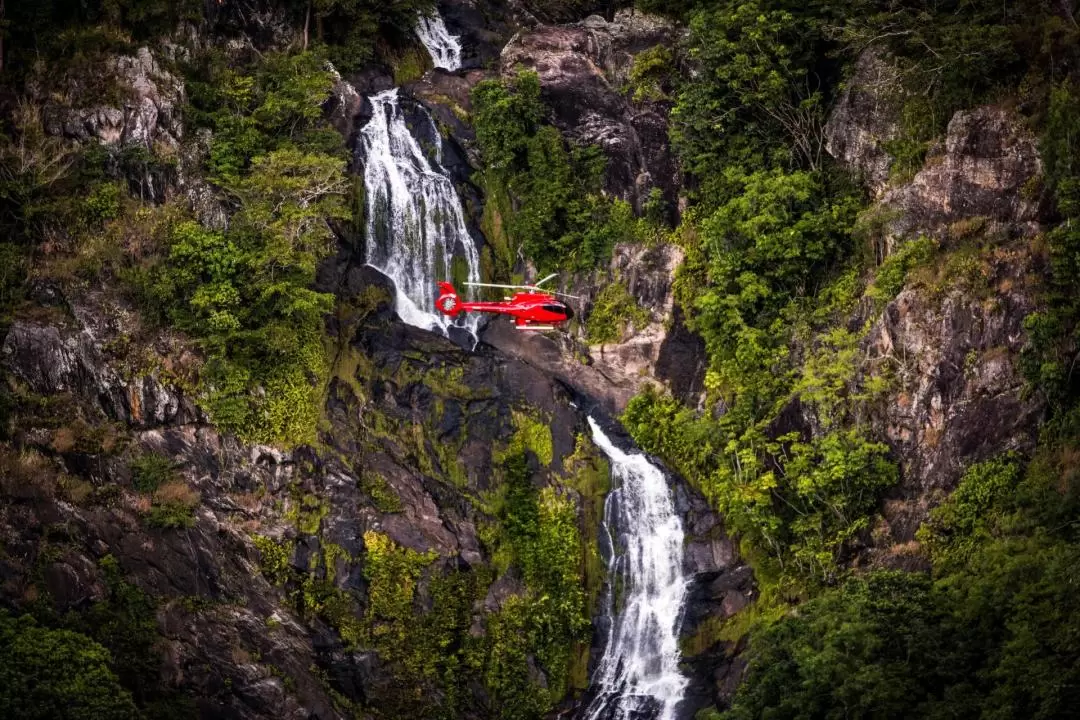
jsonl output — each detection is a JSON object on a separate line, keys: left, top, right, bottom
{"left": 0, "top": 11, "right": 738, "bottom": 717}
{"left": 824, "top": 54, "right": 1048, "bottom": 565}
{"left": 0, "top": 4, "right": 1064, "bottom": 720}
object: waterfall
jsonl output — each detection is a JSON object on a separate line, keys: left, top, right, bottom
{"left": 358, "top": 88, "right": 480, "bottom": 336}
{"left": 356, "top": 10, "right": 478, "bottom": 337}
{"left": 584, "top": 417, "right": 689, "bottom": 720}
{"left": 415, "top": 10, "right": 462, "bottom": 71}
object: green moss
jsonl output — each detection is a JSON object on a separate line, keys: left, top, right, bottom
{"left": 322, "top": 542, "right": 349, "bottom": 583}
{"left": 423, "top": 365, "right": 482, "bottom": 400}
{"left": 626, "top": 45, "right": 674, "bottom": 102}
{"left": 390, "top": 45, "right": 431, "bottom": 86}
{"left": 360, "top": 472, "right": 403, "bottom": 513}
{"left": 866, "top": 236, "right": 937, "bottom": 307}
{"left": 145, "top": 503, "right": 195, "bottom": 529}
{"left": 562, "top": 433, "right": 611, "bottom": 613}
{"left": 285, "top": 491, "right": 329, "bottom": 536}
{"left": 496, "top": 410, "right": 554, "bottom": 467}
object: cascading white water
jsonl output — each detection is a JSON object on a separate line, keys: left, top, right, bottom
{"left": 415, "top": 10, "right": 462, "bottom": 71}
{"left": 584, "top": 417, "right": 689, "bottom": 720}
{"left": 358, "top": 88, "right": 480, "bottom": 336}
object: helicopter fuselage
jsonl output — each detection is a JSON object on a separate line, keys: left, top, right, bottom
{"left": 436, "top": 282, "right": 573, "bottom": 328}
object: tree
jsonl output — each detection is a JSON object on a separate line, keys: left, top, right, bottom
{"left": 0, "top": 612, "right": 139, "bottom": 720}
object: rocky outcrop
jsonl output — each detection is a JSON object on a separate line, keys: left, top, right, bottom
{"left": 877, "top": 106, "right": 1045, "bottom": 250}
{"left": 41, "top": 47, "right": 184, "bottom": 151}
{"left": 481, "top": 242, "right": 700, "bottom": 414}
{"left": 824, "top": 48, "right": 902, "bottom": 197}
{"left": 0, "top": 260, "right": 611, "bottom": 716}
{"left": 439, "top": 0, "right": 526, "bottom": 69}
{"left": 824, "top": 88, "right": 1050, "bottom": 562}
{"left": 865, "top": 243, "right": 1044, "bottom": 561}
{"left": 500, "top": 10, "right": 680, "bottom": 211}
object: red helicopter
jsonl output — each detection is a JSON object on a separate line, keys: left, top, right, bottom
{"left": 435, "top": 274, "right": 579, "bottom": 330}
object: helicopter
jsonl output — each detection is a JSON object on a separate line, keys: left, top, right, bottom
{"left": 435, "top": 274, "right": 579, "bottom": 330}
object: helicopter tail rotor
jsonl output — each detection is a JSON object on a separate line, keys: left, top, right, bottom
{"left": 435, "top": 282, "right": 463, "bottom": 317}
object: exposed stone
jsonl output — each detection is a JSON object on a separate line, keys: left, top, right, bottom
{"left": 481, "top": 242, "right": 693, "bottom": 414}
{"left": 824, "top": 47, "right": 902, "bottom": 197}
{"left": 877, "top": 105, "right": 1045, "bottom": 251}
{"left": 42, "top": 47, "right": 184, "bottom": 151}
{"left": 499, "top": 9, "right": 680, "bottom": 210}
{"left": 440, "top": 0, "right": 525, "bottom": 69}
{"left": 864, "top": 242, "right": 1044, "bottom": 559}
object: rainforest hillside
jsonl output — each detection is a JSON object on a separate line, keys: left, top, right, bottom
{"left": 0, "top": 1, "right": 1078, "bottom": 719}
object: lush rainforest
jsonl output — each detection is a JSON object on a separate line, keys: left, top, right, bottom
{"left": 0, "top": 0, "right": 1079, "bottom": 719}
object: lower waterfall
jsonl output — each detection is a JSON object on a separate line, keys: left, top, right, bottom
{"left": 584, "top": 417, "right": 689, "bottom": 720}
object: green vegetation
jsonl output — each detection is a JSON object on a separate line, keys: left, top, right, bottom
{"left": 128, "top": 452, "right": 174, "bottom": 493}
{"left": 586, "top": 282, "right": 650, "bottom": 345}
{"left": 1023, "top": 81, "right": 1080, "bottom": 415}
{"left": 253, "top": 535, "right": 293, "bottom": 586}
{"left": 626, "top": 45, "right": 674, "bottom": 103}
{"left": 132, "top": 52, "right": 348, "bottom": 446}
{"left": 724, "top": 437, "right": 1080, "bottom": 719}
{"left": 292, "top": 0, "right": 436, "bottom": 73}
{"left": 360, "top": 472, "right": 403, "bottom": 513}
{"left": 8, "top": 555, "right": 197, "bottom": 717}
{"left": 0, "top": 611, "right": 139, "bottom": 720}
{"left": 865, "top": 236, "right": 935, "bottom": 306}
{"left": 497, "top": 410, "right": 555, "bottom": 467}
{"left": 650, "top": 7, "right": 1080, "bottom": 713}
{"left": 474, "top": 451, "right": 591, "bottom": 716}
{"left": 145, "top": 480, "right": 200, "bottom": 529}
{"left": 471, "top": 71, "right": 638, "bottom": 273}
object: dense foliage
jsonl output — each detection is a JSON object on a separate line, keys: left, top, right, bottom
{"left": 618, "top": 1, "right": 1080, "bottom": 717}
{"left": 471, "top": 71, "right": 638, "bottom": 274}
{"left": 0, "top": 612, "right": 138, "bottom": 720}
{"left": 287, "top": 0, "right": 436, "bottom": 71}
{"left": 2, "top": 555, "right": 195, "bottom": 719}
{"left": 132, "top": 51, "right": 348, "bottom": 445}
{"left": 725, "top": 441, "right": 1080, "bottom": 719}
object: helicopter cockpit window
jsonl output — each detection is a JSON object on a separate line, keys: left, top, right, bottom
{"left": 542, "top": 303, "right": 571, "bottom": 318}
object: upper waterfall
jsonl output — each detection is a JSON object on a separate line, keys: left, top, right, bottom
{"left": 358, "top": 88, "right": 480, "bottom": 336}
{"left": 583, "top": 417, "right": 689, "bottom": 720}
{"left": 416, "top": 11, "right": 462, "bottom": 71}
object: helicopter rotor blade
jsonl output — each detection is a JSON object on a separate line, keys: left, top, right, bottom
{"left": 533, "top": 273, "right": 558, "bottom": 287}
{"left": 462, "top": 282, "right": 531, "bottom": 290}
{"left": 549, "top": 291, "right": 582, "bottom": 300}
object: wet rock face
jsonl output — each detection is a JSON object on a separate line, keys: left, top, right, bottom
{"left": 440, "top": 0, "right": 523, "bottom": 69}
{"left": 824, "top": 48, "right": 902, "bottom": 197}
{"left": 674, "top": 480, "right": 756, "bottom": 716}
{"left": 0, "top": 265, "right": 595, "bottom": 717}
{"left": 500, "top": 10, "right": 680, "bottom": 211}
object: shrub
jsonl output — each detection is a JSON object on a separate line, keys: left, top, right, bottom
{"left": 586, "top": 281, "right": 650, "bottom": 345}
{"left": 471, "top": 71, "right": 635, "bottom": 273}
{"left": 128, "top": 452, "right": 174, "bottom": 493}
{"left": 146, "top": 480, "right": 200, "bottom": 529}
